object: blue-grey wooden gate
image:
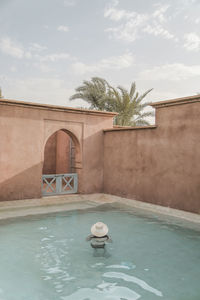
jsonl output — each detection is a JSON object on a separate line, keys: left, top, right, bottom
{"left": 42, "top": 173, "right": 78, "bottom": 196}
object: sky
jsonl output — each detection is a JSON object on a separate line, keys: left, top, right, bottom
{"left": 0, "top": 0, "right": 200, "bottom": 109}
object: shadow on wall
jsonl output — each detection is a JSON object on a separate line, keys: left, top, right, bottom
{"left": 0, "top": 128, "right": 106, "bottom": 201}
{"left": 0, "top": 128, "right": 84, "bottom": 201}
{"left": 0, "top": 162, "right": 43, "bottom": 201}
{"left": 43, "top": 130, "right": 75, "bottom": 175}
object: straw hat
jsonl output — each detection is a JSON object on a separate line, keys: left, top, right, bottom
{"left": 91, "top": 222, "right": 108, "bottom": 237}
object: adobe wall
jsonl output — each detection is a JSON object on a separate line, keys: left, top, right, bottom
{"left": 55, "top": 130, "right": 71, "bottom": 174}
{"left": 43, "top": 132, "right": 57, "bottom": 174}
{"left": 103, "top": 97, "right": 200, "bottom": 214}
{"left": 0, "top": 100, "right": 115, "bottom": 201}
{"left": 43, "top": 131, "right": 71, "bottom": 174}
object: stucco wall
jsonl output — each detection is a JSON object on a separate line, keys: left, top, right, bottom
{"left": 103, "top": 99, "right": 200, "bottom": 214}
{"left": 43, "top": 132, "right": 57, "bottom": 174}
{"left": 43, "top": 131, "right": 71, "bottom": 174}
{"left": 1, "top": 96, "right": 199, "bottom": 213}
{"left": 0, "top": 100, "right": 115, "bottom": 201}
{"left": 55, "top": 130, "right": 71, "bottom": 174}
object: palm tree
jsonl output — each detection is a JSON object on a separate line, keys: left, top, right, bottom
{"left": 70, "top": 78, "right": 154, "bottom": 126}
{"left": 107, "top": 83, "right": 154, "bottom": 126}
{"left": 69, "top": 77, "right": 112, "bottom": 111}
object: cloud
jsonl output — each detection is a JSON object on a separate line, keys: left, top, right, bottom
{"left": 3, "top": 77, "right": 75, "bottom": 105}
{"left": 32, "top": 62, "right": 53, "bottom": 73}
{"left": 104, "top": 1, "right": 135, "bottom": 21}
{"left": 152, "top": 4, "right": 170, "bottom": 23}
{"left": 10, "top": 66, "right": 17, "bottom": 72}
{"left": 106, "top": 15, "right": 149, "bottom": 42}
{"left": 0, "top": 36, "right": 72, "bottom": 64}
{"left": 57, "top": 25, "right": 69, "bottom": 32}
{"left": 0, "top": 37, "right": 25, "bottom": 59}
{"left": 183, "top": 33, "right": 200, "bottom": 51}
{"left": 29, "top": 43, "right": 47, "bottom": 52}
{"left": 0, "top": 37, "right": 35, "bottom": 59}
{"left": 72, "top": 52, "right": 134, "bottom": 75}
{"left": 63, "top": 0, "right": 76, "bottom": 7}
{"left": 139, "top": 63, "right": 200, "bottom": 81}
{"left": 37, "top": 52, "right": 70, "bottom": 62}
{"left": 104, "top": 2, "right": 174, "bottom": 42}
{"left": 143, "top": 24, "right": 174, "bottom": 39}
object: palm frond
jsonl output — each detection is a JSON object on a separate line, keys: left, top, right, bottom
{"left": 69, "top": 77, "right": 153, "bottom": 126}
{"left": 129, "top": 82, "right": 136, "bottom": 100}
{"left": 135, "top": 89, "right": 153, "bottom": 105}
{"left": 69, "top": 93, "right": 83, "bottom": 100}
{"left": 134, "top": 119, "right": 150, "bottom": 126}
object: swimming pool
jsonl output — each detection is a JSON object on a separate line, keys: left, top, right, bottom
{"left": 0, "top": 202, "right": 199, "bottom": 299}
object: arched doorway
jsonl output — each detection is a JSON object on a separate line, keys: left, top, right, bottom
{"left": 42, "top": 129, "right": 80, "bottom": 196}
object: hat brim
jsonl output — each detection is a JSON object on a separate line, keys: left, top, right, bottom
{"left": 91, "top": 223, "right": 108, "bottom": 237}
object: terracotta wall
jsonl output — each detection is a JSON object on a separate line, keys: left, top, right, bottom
{"left": 0, "top": 100, "right": 115, "bottom": 201}
{"left": 43, "top": 132, "right": 57, "bottom": 174}
{"left": 56, "top": 130, "right": 71, "bottom": 174}
{"left": 43, "top": 130, "right": 71, "bottom": 174}
{"left": 103, "top": 98, "right": 200, "bottom": 214}
{"left": 1, "top": 96, "right": 199, "bottom": 214}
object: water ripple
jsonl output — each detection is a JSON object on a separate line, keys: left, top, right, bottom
{"left": 106, "top": 263, "right": 135, "bottom": 270}
{"left": 61, "top": 286, "right": 141, "bottom": 300}
{"left": 103, "top": 271, "right": 163, "bottom": 297}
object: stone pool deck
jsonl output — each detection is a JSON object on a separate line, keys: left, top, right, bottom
{"left": 0, "top": 194, "right": 200, "bottom": 225}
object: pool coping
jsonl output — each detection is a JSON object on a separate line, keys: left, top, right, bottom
{"left": 0, "top": 194, "right": 200, "bottom": 225}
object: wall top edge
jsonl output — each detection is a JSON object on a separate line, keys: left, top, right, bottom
{"left": 104, "top": 125, "right": 157, "bottom": 132}
{"left": 0, "top": 98, "right": 118, "bottom": 117}
{"left": 151, "top": 94, "right": 200, "bottom": 108}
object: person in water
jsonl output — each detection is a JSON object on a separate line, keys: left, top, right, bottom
{"left": 86, "top": 222, "right": 112, "bottom": 249}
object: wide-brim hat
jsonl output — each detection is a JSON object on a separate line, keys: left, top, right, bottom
{"left": 91, "top": 222, "right": 108, "bottom": 237}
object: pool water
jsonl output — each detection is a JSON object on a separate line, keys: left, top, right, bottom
{"left": 0, "top": 203, "right": 200, "bottom": 300}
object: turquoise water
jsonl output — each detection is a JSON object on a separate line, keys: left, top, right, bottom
{"left": 0, "top": 203, "right": 200, "bottom": 300}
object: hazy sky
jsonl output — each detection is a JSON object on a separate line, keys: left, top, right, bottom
{"left": 0, "top": 0, "right": 200, "bottom": 107}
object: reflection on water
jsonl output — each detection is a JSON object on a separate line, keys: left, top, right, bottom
{"left": 106, "top": 262, "right": 136, "bottom": 269}
{"left": 62, "top": 285, "right": 141, "bottom": 300}
{"left": 61, "top": 266, "right": 163, "bottom": 299}
{"left": 92, "top": 247, "right": 111, "bottom": 258}
{"left": 38, "top": 227, "right": 75, "bottom": 295}
{"left": 103, "top": 272, "right": 162, "bottom": 297}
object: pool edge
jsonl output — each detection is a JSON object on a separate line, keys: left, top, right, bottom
{"left": 0, "top": 193, "right": 200, "bottom": 225}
